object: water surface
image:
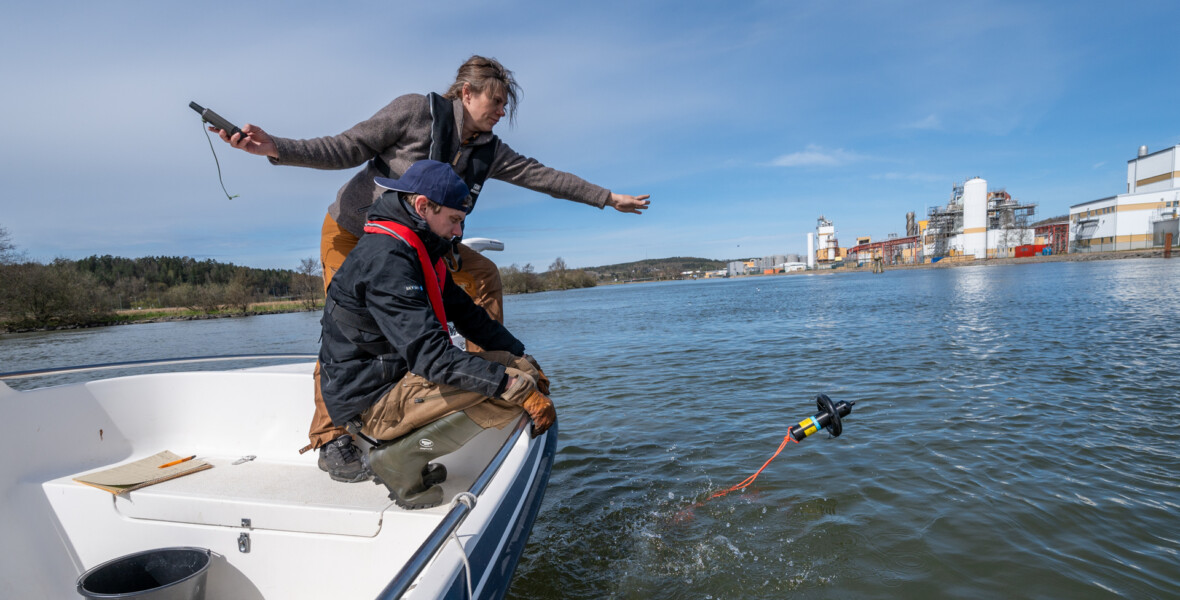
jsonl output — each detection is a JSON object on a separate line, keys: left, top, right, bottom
{"left": 3, "top": 259, "right": 1178, "bottom": 598}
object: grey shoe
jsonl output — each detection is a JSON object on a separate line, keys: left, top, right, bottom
{"left": 368, "top": 412, "right": 485, "bottom": 509}
{"left": 318, "top": 434, "right": 372, "bottom": 483}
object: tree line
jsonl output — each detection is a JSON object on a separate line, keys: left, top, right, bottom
{"left": 500, "top": 257, "right": 597, "bottom": 294}
{"left": 1, "top": 226, "right": 322, "bottom": 331}
{"left": 590, "top": 256, "right": 727, "bottom": 281}
{"left": 3, "top": 223, "right": 727, "bottom": 331}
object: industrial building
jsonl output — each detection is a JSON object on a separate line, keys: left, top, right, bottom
{"left": 1069, "top": 145, "right": 1180, "bottom": 252}
{"left": 812, "top": 216, "right": 843, "bottom": 266}
{"left": 804, "top": 143, "right": 1179, "bottom": 268}
{"left": 846, "top": 233, "right": 921, "bottom": 266}
{"left": 726, "top": 254, "right": 806, "bottom": 276}
{"left": 842, "top": 177, "right": 1040, "bottom": 266}
{"left": 721, "top": 143, "right": 1177, "bottom": 278}
{"left": 802, "top": 217, "right": 849, "bottom": 268}
{"left": 920, "top": 178, "right": 1038, "bottom": 260}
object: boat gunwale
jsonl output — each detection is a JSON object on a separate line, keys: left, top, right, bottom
{"left": 0, "top": 354, "right": 318, "bottom": 381}
{"left": 376, "top": 414, "right": 552, "bottom": 599}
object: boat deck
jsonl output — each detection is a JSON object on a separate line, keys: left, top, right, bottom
{"left": 46, "top": 422, "right": 512, "bottom": 536}
{"left": 3, "top": 366, "right": 543, "bottom": 599}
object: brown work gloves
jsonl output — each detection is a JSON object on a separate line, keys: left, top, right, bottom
{"left": 500, "top": 367, "right": 556, "bottom": 436}
{"left": 522, "top": 354, "right": 551, "bottom": 395}
{"left": 521, "top": 391, "right": 556, "bottom": 436}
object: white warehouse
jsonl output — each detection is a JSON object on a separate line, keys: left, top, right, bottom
{"left": 1070, "top": 145, "right": 1180, "bottom": 252}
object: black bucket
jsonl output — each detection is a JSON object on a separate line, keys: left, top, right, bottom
{"left": 76, "top": 547, "right": 211, "bottom": 599}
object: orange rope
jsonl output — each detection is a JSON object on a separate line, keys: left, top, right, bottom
{"left": 709, "top": 427, "right": 798, "bottom": 500}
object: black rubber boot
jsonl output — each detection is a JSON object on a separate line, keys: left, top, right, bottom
{"left": 368, "top": 412, "right": 486, "bottom": 509}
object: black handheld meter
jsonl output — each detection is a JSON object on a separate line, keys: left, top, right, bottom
{"left": 189, "top": 102, "right": 243, "bottom": 140}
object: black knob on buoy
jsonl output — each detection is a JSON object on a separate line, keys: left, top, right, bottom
{"left": 789, "top": 394, "right": 855, "bottom": 442}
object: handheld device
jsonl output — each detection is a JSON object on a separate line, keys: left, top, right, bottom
{"left": 189, "top": 101, "right": 243, "bottom": 140}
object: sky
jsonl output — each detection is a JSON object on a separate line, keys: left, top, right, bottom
{"left": 2, "top": 0, "right": 1178, "bottom": 271}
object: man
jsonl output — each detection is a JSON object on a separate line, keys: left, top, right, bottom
{"left": 318, "top": 159, "right": 555, "bottom": 509}
{"left": 213, "top": 55, "right": 649, "bottom": 465}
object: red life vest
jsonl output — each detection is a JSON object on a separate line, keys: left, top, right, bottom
{"left": 362, "top": 220, "right": 447, "bottom": 334}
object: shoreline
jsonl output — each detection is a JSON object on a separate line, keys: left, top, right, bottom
{"left": 4, "top": 249, "right": 1170, "bottom": 334}
{"left": 821, "top": 247, "right": 1167, "bottom": 274}
{"left": 1, "top": 304, "right": 322, "bottom": 335}
{"left": 573, "top": 247, "right": 1170, "bottom": 285}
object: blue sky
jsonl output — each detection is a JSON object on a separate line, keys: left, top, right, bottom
{"left": 1, "top": 0, "right": 1177, "bottom": 271}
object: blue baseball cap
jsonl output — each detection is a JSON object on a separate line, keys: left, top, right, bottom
{"left": 375, "top": 160, "right": 472, "bottom": 212}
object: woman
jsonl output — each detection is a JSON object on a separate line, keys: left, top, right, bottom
{"left": 215, "top": 56, "right": 650, "bottom": 477}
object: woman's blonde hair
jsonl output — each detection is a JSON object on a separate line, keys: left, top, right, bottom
{"left": 443, "top": 55, "right": 521, "bottom": 125}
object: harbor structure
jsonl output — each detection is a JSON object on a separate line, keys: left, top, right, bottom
{"left": 1069, "top": 145, "right": 1180, "bottom": 252}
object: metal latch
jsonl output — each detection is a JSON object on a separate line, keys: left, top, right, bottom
{"left": 239, "top": 518, "right": 252, "bottom": 553}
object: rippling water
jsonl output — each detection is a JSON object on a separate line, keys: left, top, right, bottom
{"left": 3, "top": 259, "right": 1179, "bottom": 598}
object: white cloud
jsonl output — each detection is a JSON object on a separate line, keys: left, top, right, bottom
{"left": 872, "top": 172, "right": 945, "bottom": 183}
{"left": 768, "top": 145, "right": 865, "bottom": 168}
{"left": 907, "top": 114, "right": 942, "bottom": 130}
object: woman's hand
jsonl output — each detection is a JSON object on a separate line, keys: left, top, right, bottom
{"left": 214, "top": 123, "right": 279, "bottom": 159}
{"left": 607, "top": 193, "right": 651, "bottom": 214}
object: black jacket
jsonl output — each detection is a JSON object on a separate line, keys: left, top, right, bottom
{"left": 318, "top": 191, "right": 525, "bottom": 426}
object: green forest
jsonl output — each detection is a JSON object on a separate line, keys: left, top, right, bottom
{"left": 0, "top": 256, "right": 324, "bottom": 332}
{"left": 1, "top": 225, "right": 723, "bottom": 332}
{"left": 0, "top": 225, "right": 322, "bottom": 331}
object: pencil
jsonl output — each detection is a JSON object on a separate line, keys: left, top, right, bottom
{"left": 158, "top": 455, "right": 196, "bottom": 469}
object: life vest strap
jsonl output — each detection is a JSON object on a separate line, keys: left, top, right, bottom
{"left": 363, "top": 221, "right": 448, "bottom": 334}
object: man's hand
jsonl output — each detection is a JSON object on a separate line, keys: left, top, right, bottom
{"left": 523, "top": 354, "right": 550, "bottom": 395}
{"left": 500, "top": 367, "right": 536, "bottom": 403}
{"left": 215, "top": 123, "right": 279, "bottom": 158}
{"left": 521, "top": 392, "right": 555, "bottom": 436}
{"left": 500, "top": 367, "right": 556, "bottom": 436}
{"left": 606, "top": 193, "right": 651, "bottom": 214}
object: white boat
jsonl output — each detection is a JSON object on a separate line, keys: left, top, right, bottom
{"left": 0, "top": 357, "right": 557, "bottom": 599}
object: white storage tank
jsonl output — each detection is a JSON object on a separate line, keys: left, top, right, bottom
{"left": 807, "top": 233, "right": 815, "bottom": 269}
{"left": 963, "top": 177, "right": 988, "bottom": 258}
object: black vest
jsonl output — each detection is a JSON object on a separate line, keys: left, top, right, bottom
{"left": 371, "top": 93, "right": 495, "bottom": 214}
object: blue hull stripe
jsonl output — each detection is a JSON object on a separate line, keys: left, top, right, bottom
{"left": 439, "top": 422, "right": 558, "bottom": 600}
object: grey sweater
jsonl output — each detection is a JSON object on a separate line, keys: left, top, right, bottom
{"left": 269, "top": 94, "right": 611, "bottom": 236}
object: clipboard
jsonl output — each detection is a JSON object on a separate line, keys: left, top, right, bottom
{"left": 73, "top": 450, "right": 211, "bottom": 494}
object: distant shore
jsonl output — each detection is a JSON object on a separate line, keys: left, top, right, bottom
{"left": 602, "top": 247, "right": 1170, "bottom": 284}
{"left": 831, "top": 248, "right": 1167, "bottom": 273}
{"left": 110, "top": 305, "right": 323, "bottom": 326}
{"left": 4, "top": 249, "right": 1171, "bottom": 334}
